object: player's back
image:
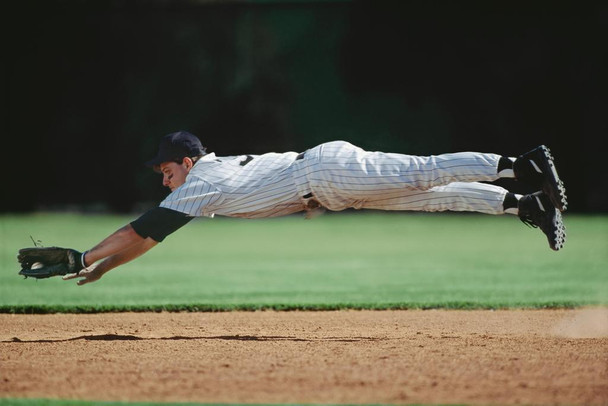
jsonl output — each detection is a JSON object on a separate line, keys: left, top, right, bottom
{"left": 190, "top": 151, "right": 299, "bottom": 194}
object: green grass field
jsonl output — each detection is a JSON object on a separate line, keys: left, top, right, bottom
{"left": 1, "top": 212, "right": 606, "bottom": 312}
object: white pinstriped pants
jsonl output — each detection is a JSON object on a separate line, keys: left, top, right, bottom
{"left": 292, "top": 141, "right": 507, "bottom": 215}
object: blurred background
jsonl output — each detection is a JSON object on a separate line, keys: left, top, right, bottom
{"left": 4, "top": 0, "right": 607, "bottom": 213}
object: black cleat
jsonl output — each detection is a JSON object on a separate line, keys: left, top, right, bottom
{"left": 514, "top": 145, "right": 567, "bottom": 212}
{"left": 518, "top": 192, "right": 566, "bottom": 251}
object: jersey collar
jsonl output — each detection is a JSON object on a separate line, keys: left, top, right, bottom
{"left": 199, "top": 152, "right": 217, "bottom": 161}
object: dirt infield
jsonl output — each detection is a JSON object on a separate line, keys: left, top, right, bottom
{"left": 1, "top": 309, "right": 607, "bottom": 405}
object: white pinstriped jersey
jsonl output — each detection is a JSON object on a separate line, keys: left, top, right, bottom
{"left": 159, "top": 141, "right": 508, "bottom": 218}
{"left": 159, "top": 151, "right": 304, "bottom": 218}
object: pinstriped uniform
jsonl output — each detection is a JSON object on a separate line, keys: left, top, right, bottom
{"left": 159, "top": 151, "right": 304, "bottom": 218}
{"left": 159, "top": 141, "right": 507, "bottom": 218}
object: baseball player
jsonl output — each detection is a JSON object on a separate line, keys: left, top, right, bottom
{"left": 18, "top": 131, "right": 567, "bottom": 283}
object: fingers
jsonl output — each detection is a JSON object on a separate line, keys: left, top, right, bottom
{"left": 62, "top": 272, "right": 80, "bottom": 280}
{"left": 76, "top": 269, "right": 95, "bottom": 286}
{"left": 62, "top": 267, "right": 98, "bottom": 285}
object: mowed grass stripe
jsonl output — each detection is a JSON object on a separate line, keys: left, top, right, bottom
{"left": 1, "top": 212, "right": 606, "bottom": 311}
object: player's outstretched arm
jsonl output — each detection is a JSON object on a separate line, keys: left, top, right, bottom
{"left": 19, "top": 208, "right": 192, "bottom": 281}
{"left": 62, "top": 208, "right": 192, "bottom": 284}
{"left": 63, "top": 235, "right": 157, "bottom": 285}
{"left": 82, "top": 223, "right": 146, "bottom": 266}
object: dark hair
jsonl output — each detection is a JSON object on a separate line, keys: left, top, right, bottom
{"left": 153, "top": 154, "right": 205, "bottom": 173}
{"left": 170, "top": 154, "right": 204, "bottom": 165}
{"left": 190, "top": 155, "right": 204, "bottom": 164}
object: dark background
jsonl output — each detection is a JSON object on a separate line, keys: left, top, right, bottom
{"left": 4, "top": 0, "right": 607, "bottom": 213}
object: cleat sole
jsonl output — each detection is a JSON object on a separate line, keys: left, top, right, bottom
{"left": 539, "top": 146, "right": 568, "bottom": 212}
{"left": 551, "top": 210, "right": 566, "bottom": 251}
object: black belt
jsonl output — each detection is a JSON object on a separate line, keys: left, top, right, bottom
{"left": 295, "top": 151, "right": 316, "bottom": 202}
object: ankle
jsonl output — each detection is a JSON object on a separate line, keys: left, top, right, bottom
{"left": 497, "top": 156, "right": 516, "bottom": 178}
{"left": 503, "top": 192, "right": 522, "bottom": 215}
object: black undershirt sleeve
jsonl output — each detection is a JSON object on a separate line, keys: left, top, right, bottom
{"left": 130, "top": 207, "right": 194, "bottom": 242}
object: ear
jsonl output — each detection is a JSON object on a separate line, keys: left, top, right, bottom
{"left": 182, "top": 157, "right": 194, "bottom": 170}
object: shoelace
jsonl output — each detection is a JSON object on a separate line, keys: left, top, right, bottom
{"left": 519, "top": 214, "right": 539, "bottom": 229}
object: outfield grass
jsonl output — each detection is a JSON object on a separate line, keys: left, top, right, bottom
{"left": 0, "top": 212, "right": 606, "bottom": 312}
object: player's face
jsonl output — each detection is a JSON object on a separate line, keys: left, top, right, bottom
{"left": 159, "top": 161, "right": 190, "bottom": 191}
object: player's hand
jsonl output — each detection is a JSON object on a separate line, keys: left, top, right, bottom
{"left": 62, "top": 264, "right": 104, "bottom": 286}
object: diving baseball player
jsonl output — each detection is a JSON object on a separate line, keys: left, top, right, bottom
{"left": 18, "top": 131, "right": 567, "bottom": 283}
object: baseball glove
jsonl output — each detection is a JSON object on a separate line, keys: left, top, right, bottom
{"left": 18, "top": 247, "right": 86, "bottom": 279}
